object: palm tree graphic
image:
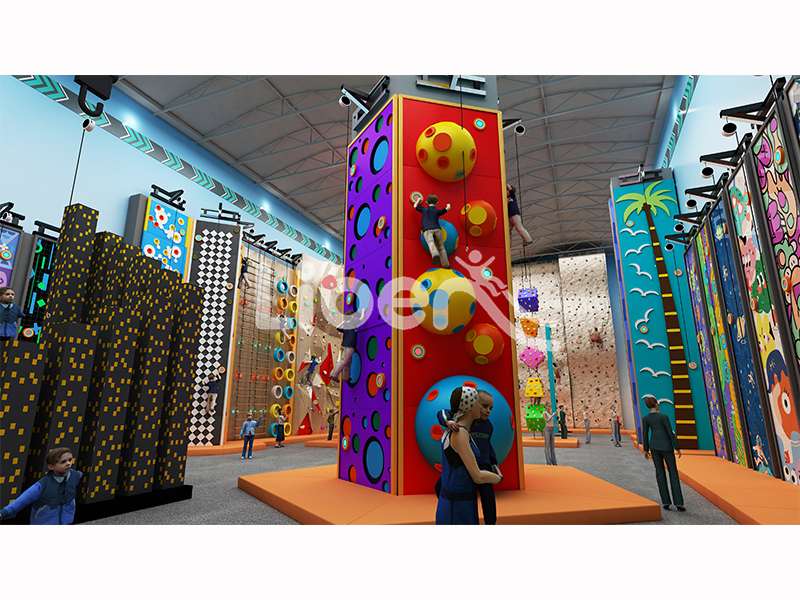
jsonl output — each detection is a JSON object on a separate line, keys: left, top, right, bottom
{"left": 616, "top": 181, "right": 699, "bottom": 448}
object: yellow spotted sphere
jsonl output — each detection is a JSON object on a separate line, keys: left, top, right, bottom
{"left": 415, "top": 121, "right": 477, "bottom": 182}
{"left": 410, "top": 267, "right": 477, "bottom": 335}
{"left": 459, "top": 199, "right": 497, "bottom": 238}
{"left": 464, "top": 322, "right": 504, "bottom": 364}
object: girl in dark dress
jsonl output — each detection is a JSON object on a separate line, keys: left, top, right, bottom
{"left": 435, "top": 385, "right": 503, "bottom": 525}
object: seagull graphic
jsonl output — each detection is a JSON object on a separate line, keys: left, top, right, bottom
{"left": 629, "top": 262, "right": 653, "bottom": 280}
{"left": 635, "top": 309, "right": 655, "bottom": 329}
{"left": 642, "top": 394, "right": 674, "bottom": 405}
{"left": 630, "top": 288, "right": 659, "bottom": 297}
{"left": 636, "top": 339, "right": 666, "bottom": 349}
{"left": 640, "top": 367, "right": 672, "bottom": 378}
{"left": 621, "top": 228, "right": 649, "bottom": 237}
{"left": 625, "top": 243, "right": 650, "bottom": 257}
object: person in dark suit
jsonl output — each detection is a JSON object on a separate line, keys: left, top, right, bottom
{"left": 642, "top": 396, "right": 685, "bottom": 512}
{"left": 558, "top": 405, "right": 568, "bottom": 439}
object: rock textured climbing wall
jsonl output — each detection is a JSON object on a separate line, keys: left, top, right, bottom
{"left": 558, "top": 254, "right": 621, "bottom": 430}
{"left": 511, "top": 260, "right": 572, "bottom": 424}
{"left": 293, "top": 253, "right": 343, "bottom": 435}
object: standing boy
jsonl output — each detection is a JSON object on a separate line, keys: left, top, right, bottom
{"left": 239, "top": 412, "right": 262, "bottom": 459}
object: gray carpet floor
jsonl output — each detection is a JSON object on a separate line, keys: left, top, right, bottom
{"left": 82, "top": 434, "right": 738, "bottom": 525}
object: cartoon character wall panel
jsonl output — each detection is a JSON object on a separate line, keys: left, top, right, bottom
{"left": 747, "top": 108, "right": 800, "bottom": 369}
{"left": 728, "top": 160, "right": 800, "bottom": 485}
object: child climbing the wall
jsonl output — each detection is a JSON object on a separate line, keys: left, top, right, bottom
{"left": 238, "top": 256, "right": 251, "bottom": 290}
{"left": 329, "top": 308, "right": 366, "bottom": 384}
{"left": 0, "top": 286, "right": 25, "bottom": 343}
{"left": 506, "top": 183, "right": 532, "bottom": 246}
{"left": 0, "top": 447, "right": 82, "bottom": 524}
{"left": 300, "top": 354, "right": 319, "bottom": 386}
{"left": 414, "top": 194, "right": 451, "bottom": 268}
{"left": 436, "top": 389, "right": 500, "bottom": 525}
{"left": 205, "top": 370, "right": 219, "bottom": 414}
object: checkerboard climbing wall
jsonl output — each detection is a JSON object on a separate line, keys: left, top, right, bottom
{"left": 186, "top": 221, "right": 241, "bottom": 446}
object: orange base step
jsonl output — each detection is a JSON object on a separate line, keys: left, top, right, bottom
{"left": 238, "top": 463, "right": 662, "bottom": 525}
{"left": 187, "top": 434, "right": 330, "bottom": 456}
{"left": 522, "top": 437, "right": 580, "bottom": 448}
{"left": 675, "top": 454, "right": 800, "bottom": 525}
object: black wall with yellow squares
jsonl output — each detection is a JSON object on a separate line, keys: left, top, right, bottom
{"left": 0, "top": 203, "right": 202, "bottom": 520}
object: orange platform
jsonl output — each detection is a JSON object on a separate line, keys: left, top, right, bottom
{"left": 238, "top": 464, "right": 663, "bottom": 525}
{"left": 187, "top": 434, "right": 331, "bottom": 456}
{"left": 521, "top": 437, "right": 580, "bottom": 448}
{"left": 675, "top": 453, "right": 800, "bottom": 525}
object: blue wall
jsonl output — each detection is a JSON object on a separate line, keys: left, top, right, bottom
{"left": 0, "top": 75, "right": 343, "bottom": 259}
{"left": 669, "top": 75, "right": 785, "bottom": 211}
{"left": 606, "top": 251, "right": 634, "bottom": 429}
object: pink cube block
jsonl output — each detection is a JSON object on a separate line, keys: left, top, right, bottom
{"left": 519, "top": 346, "right": 545, "bottom": 369}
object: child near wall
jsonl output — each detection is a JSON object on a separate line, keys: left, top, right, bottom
{"left": 0, "top": 447, "right": 82, "bottom": 525}
{"left": 0, "top": 287, "right": 25, "bottom": 343}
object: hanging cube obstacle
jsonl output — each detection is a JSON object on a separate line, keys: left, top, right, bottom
{"left": 517, "top": 287, "right": 538, "bottom": 312}
{"left": 525, "top": 404, "right": 546, "bottom": 432}
{"left": 525, "top": 377, "right": 544, "bottom": 398}
{"left": 519, "top": 346, "right": 546, "bottom": 370}
{"left": 520, "top": 317, "right": 539, "bottom": 337}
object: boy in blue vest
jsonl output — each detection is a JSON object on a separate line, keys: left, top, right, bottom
{"left": 414, "top": 194, "right": 451, "bottom": 268}
{"left": 0, "top": 447, "right": 83, "bottom": 524}
{"left": 434, "top": 389, "right": 500, "bottom": 524}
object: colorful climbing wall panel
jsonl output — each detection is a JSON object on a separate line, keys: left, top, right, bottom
{"left": 610, "top": 170, "right": 709, "bottom": 450}
{"left": 710, "top": 199, "right": 776, "bottom": 476}
{"left": 18, "top": 235, "right": 58, "bottom": 343}
{"left": 695, "top": 222, "right": 748, "bottom": 466}
{"left": 685, "top": 243, "right": 728, "bottom": 460}
{"left": 728, "top": 160, "right": 800, "bottom": 485}
{"left": 748, "top": 106, "right": 800, "bottom": 369}
{"left": 140, "top": 197, "right": 194, "bottom": 277}
{"left": 0, "top": 225, "right": 22, "bottom": 287}
{"left": 399, "top": 95, "right": 522, "bottom": 495}
{"left": 340, "top": 99, "right": 395, "bottom": 493}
